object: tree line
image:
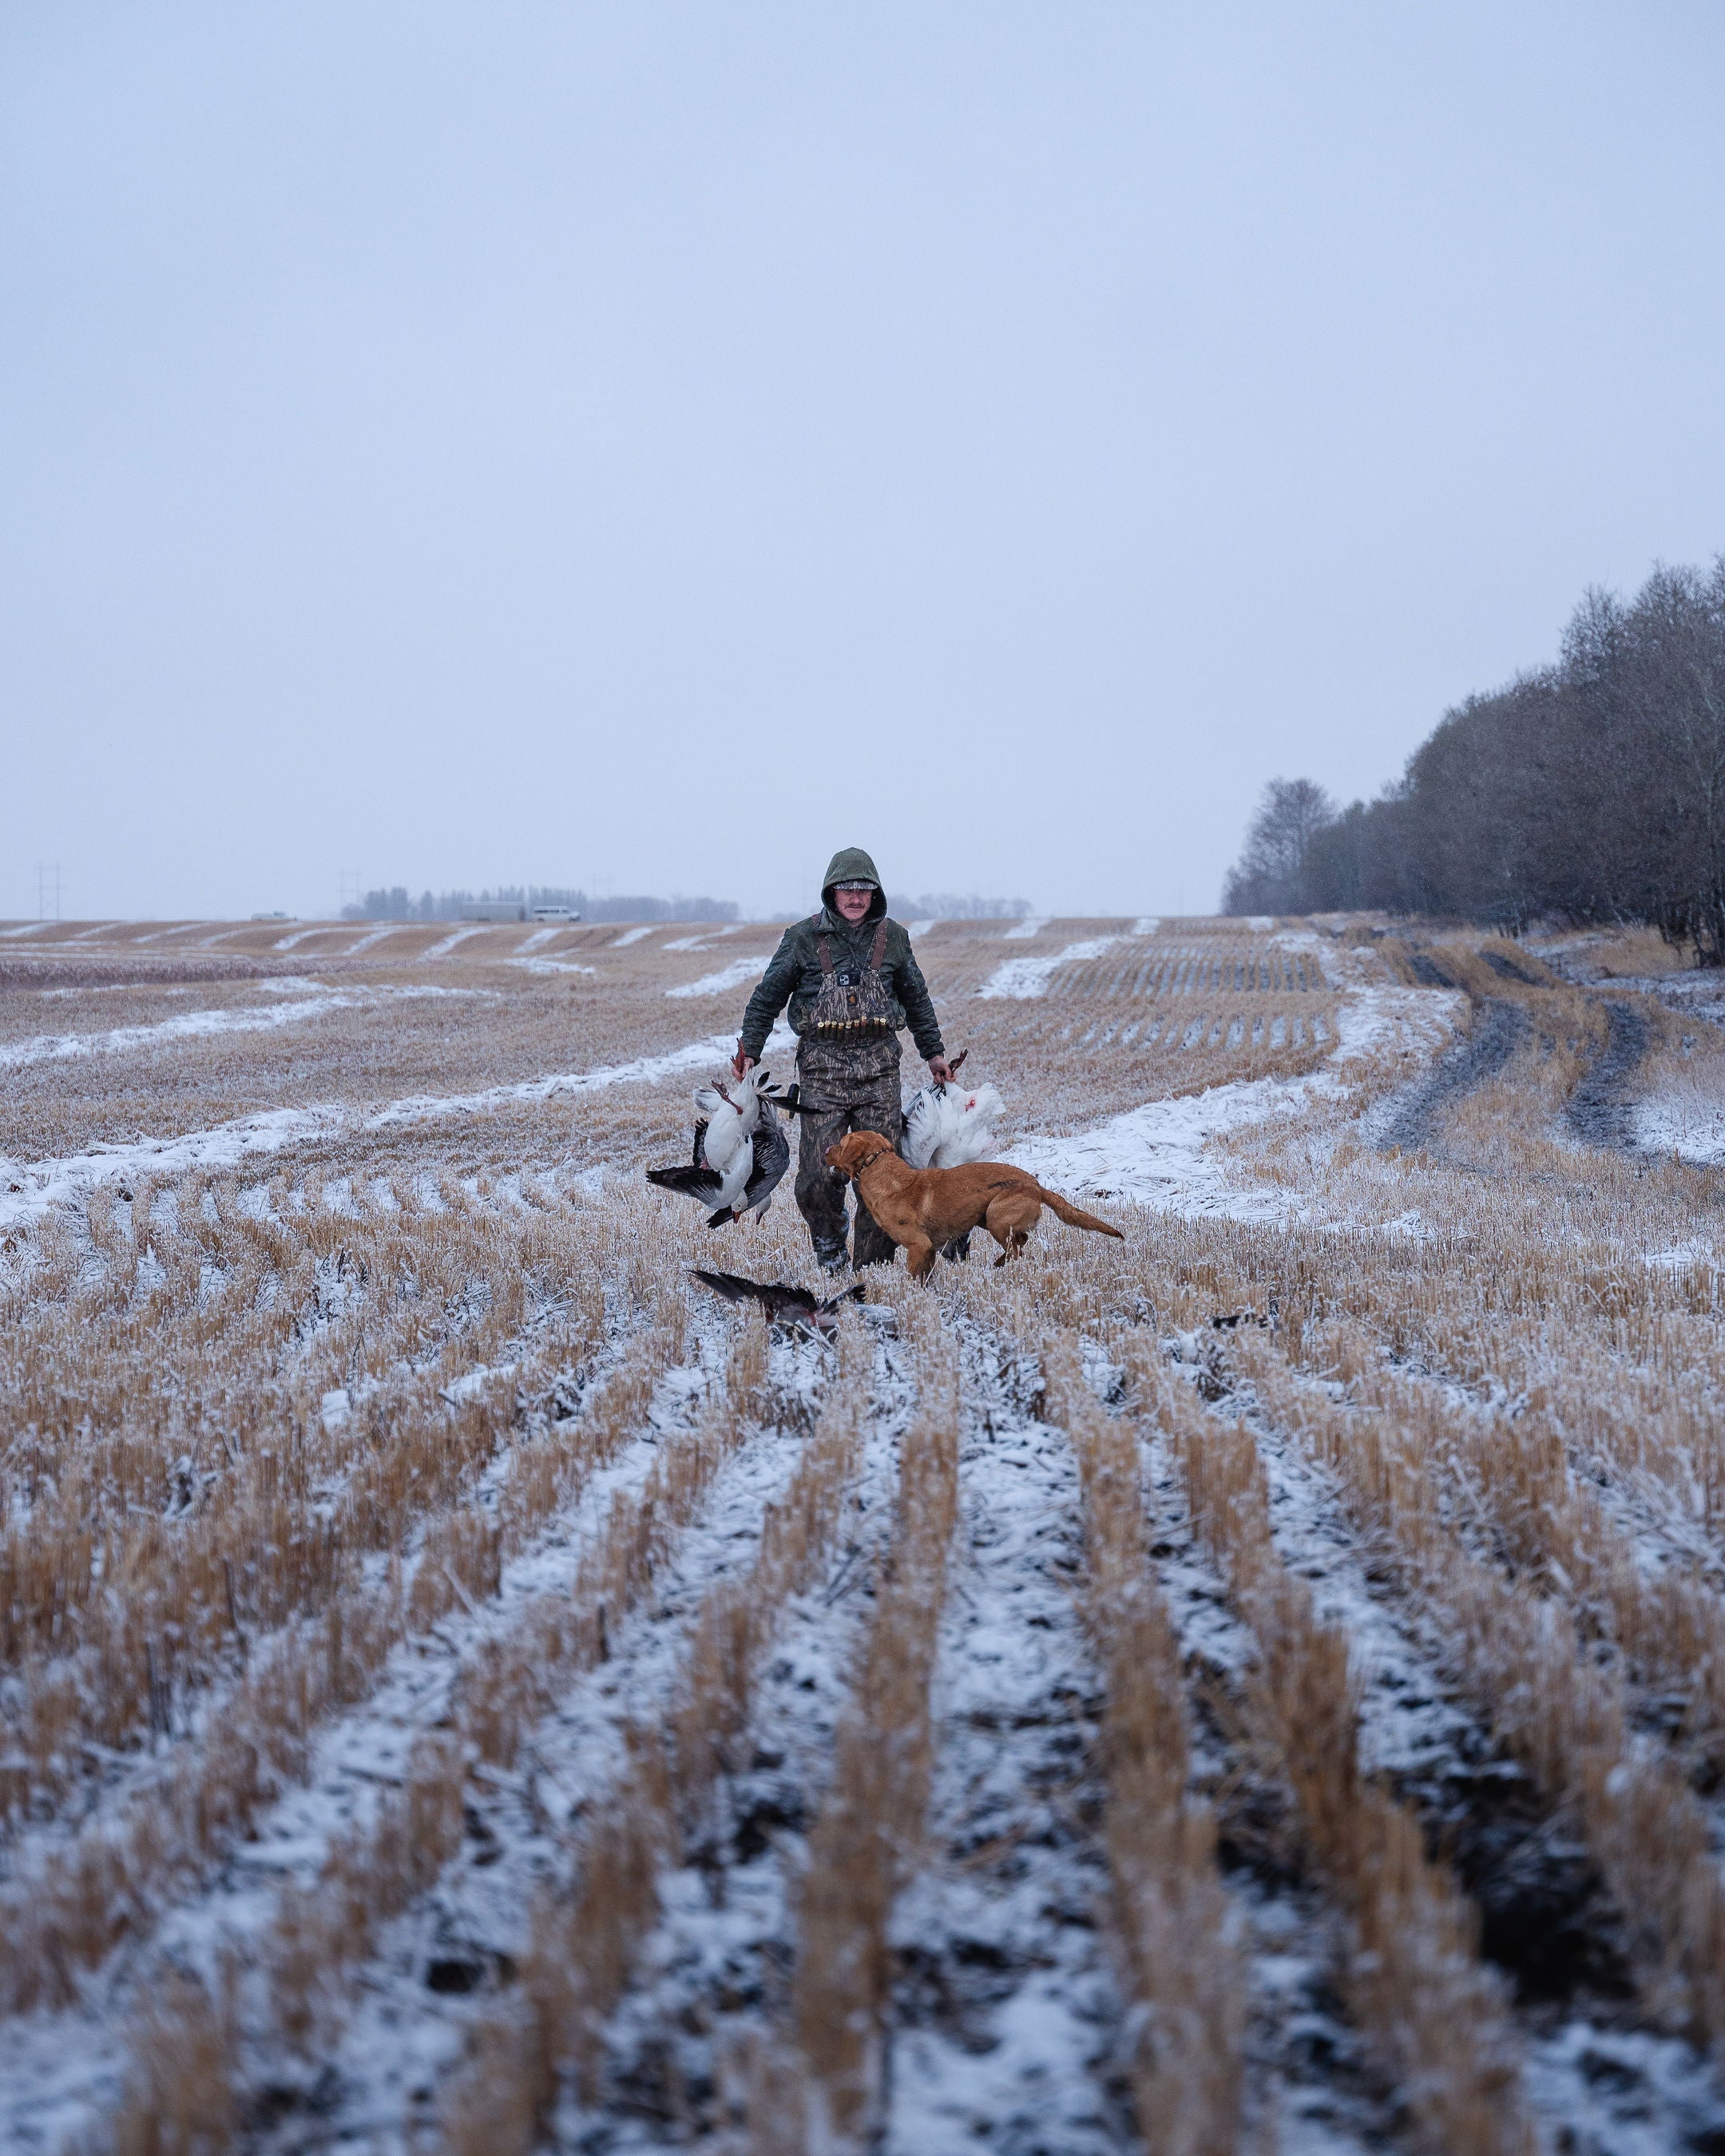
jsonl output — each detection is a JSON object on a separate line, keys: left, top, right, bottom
{"left": 343, "top": 886, "right": 1033, "bottom": 925}
{"left": 343, "top": 886, "right": 740, "bottom": 924}
{"left": 1223, "top": 557, "right": 1725, "bottom": 962}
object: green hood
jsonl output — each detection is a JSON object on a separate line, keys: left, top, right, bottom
{"left": 820, "top": 846, "right": 886, "bottom": 923}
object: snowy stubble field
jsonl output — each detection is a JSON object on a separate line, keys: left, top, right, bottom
{"left": 4, "top": 909, "right": 1725, "bottom": 2155}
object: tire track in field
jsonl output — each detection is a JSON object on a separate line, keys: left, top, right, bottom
{"left": 1369, "top": 997, "right": 1528, "bottom": 1156}
{"left": 1563, "top": 998, "right": 1652, "bottom": 1152}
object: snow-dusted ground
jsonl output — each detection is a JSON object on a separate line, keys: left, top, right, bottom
{"left": 1180, "top": 1334, "right": 1725, "bottom": 2154}
{"left": 510, "top": 954, "right": 598, "bottom": 977}
{"left": 257, "top": 1353, "right": 823, "bottom": 2156}
{"left": 1, "top": 1334, "right": 745, "bottom": 2154}
{"left": 10, "top": 922, "right": 1725, "bottom": 2153}
{"left": 342, "top": 923, "right": 410, "bottom": 956}
{"left": 665, "top": 954, "right": 774, "bottom": 999}
{"left": 423, "top": 927, "right": 490, "bottom": 960}
{"left": 663, "top": 925, "right": 744, "bottom": 953}
{"left": 0, "top": 982, "right": 478, "bottom": 1069}
{"left": 545, "top": 1330, "right": 914, "bottom": 2152}
{"left": 977, "top": 935, "right": 1129, "bottom": 1001}
{"left": 1634, "top": 1068, "right": 1725, "bottom": 1163}
{"left": 0, "top": 1022, "right": 795, "bottom": 1231}
{"left": 883, "top": 1324, "right": 1128, "bottom": 2154}
{"left": 1009, "top": 985, "right": 1457, "bottom": 1219}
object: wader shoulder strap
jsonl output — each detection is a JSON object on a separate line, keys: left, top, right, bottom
{"left": 815, "top": 935, "right": 835, "bottom": 977}
{"left": 869, "top": 921, "right": 887, "bottom": 970}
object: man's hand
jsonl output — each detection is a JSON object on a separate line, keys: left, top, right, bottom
{"left": 928, "top": 1055, "right": 952, "bottom": 1085}
{"left": 732, "top": 1042, "right": 755, "bottom": 1080}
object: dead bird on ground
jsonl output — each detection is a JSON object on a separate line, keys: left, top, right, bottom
{"left": 689, "top": 1267, "right": 870, "bottom": 1340}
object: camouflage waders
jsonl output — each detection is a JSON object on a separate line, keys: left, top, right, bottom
{"left": 794, "top": 923, "right": 904, "bottom": 1269}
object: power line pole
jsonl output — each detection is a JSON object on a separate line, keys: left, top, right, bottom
{"left": 339, "top": 866, "right": 363, "bottom": 917}
{"left": 35, "top": 862, "right": 61, "bottom": 921}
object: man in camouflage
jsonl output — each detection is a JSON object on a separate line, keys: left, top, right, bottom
{"left": 733, "top": 847, "right": 950, "bottom": 1271}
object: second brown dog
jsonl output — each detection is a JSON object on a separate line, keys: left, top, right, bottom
{"left": 824, "top": 1130, "right": 1124, "bottom": 1278}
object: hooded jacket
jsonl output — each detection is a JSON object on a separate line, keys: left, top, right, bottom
{"left": 738, "top": 846, "right": 945, "bottom": 1061}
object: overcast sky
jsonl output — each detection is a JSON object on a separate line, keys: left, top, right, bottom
{"left": 5, "top": 3, "right": 1723, "bottom": 923}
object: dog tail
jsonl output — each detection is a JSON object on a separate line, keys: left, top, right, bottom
{"left": 1036, "top": 1185, "right": 1124, "bottom": 1239}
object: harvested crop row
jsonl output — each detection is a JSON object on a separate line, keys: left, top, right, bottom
{"left": 0, "top": 1318, "right": 685, "bottom": 2017}
{"left": 1224, "top": 1326, "right": 1725, "bottom": 2047}
{"left": 95, "top": 1318, "right": 775, "bottom": 2154}
{"left": 1127, "top": 1338, "right": 1539, "bottom": 2156}
{"left": 1295, "top": 1319, "right": 1725, "bottom": 1767}
{"left": 1040, "top": 1337, "right": 1247, "bottom": 2156}
{"left": 438, "top": 1320, "right": 876, "bottom": 2154}
{"left": 0, "top": 1184, "right": 692, "bottom": 1817}
{"left": 761, "top": 1298, "right": 962, "bottom": 2148}
{"left": 1102, "top": 1211, "right": 1725, "bottom": 1559}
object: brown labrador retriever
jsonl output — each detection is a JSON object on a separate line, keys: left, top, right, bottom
{"left": 824, "top": 1130, "right": 1124, "bottom": 1278}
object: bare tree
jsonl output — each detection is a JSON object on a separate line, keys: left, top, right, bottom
{"left": 1222, "top": 778, "right": 1337, "bottom": 914}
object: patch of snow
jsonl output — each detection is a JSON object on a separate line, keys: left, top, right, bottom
{"left": 610, "top": 925, "right": 655, "bottom": 946}
{"left": 665, "top": 953, "right": 773, "bottom": 998}
{"left": 1002, "top": 915, "right": 1049, "bottom": 940}
{"left": 1006, "top": 1075, "right": 1318, "bottom": 1217}
{"left": 1130, "top": 915, "right": 1160, "bottom": 936}
{"left": 343, "top": 924, "right": 407, "bottom": 956}
{"left": 130, "top": 922, "right": 212, "bottom": 945}
{"left": 0, "top": 985, "right": 478, "bottom": 1072}
{"left": 977, "top": 936, "right": 1126, "bottom": 1000}
{"left": 907, "top": 917, "right": 935, "bottom": 939}
{"left": 514, "top": 927, "right": 559, "bottom": 955}
{"left": 422, "top": 926, "right": 489, "bottom": 959}
{"left": 271, "top": 926, "right": 324, "bottom": 951}
{"left": 0, "top": 921, "right": 50, "bottom": 938}
{"left": 1634, "top": 1085, "right": 1725, "bottom": 1165}
{"left": 68, "top": 922, "right": 123, "bottom": 941}
{"left": 664, "top": 924, "right": 744, "bottom": 953}
{"left": 1006, "top": 985, "right": 1444, "bottom": 1220}
{"left": 1522, "top": 2020, "right": 1725, "bottom": 2154}
{"left": 509, "top": 956, "right": 597, "bottom": 977}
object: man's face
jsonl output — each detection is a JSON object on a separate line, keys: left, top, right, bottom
{"left": 833, "top": 882, "right": 873, "bottom": 924}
